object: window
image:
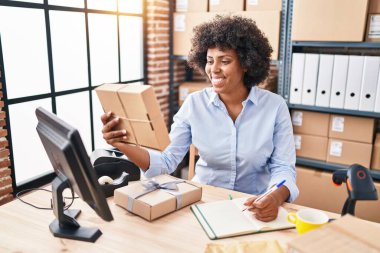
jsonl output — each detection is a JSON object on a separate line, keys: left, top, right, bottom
{"left": 0, "top": 0, "right": 145, "bottom": 191}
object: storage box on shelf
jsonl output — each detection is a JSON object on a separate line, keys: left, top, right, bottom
{"left": 175, "top": 0, "right": 208, "bottom": 12}
{"left": 173, "top": 11, "right": 281, "bottom": 60}
{"left": 291, "top": 0, "right": 369, "bottom": 42}
{"left": 294, "top": 166, "right": 380, "bottom": 223}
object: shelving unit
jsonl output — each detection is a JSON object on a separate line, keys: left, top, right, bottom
{"left": 297, "top": 157, "right": 380, "bottom": 181}
{"left": 282, "top": 0, "right": 380, "bottom": 181}
{"left": 288, "top": 104, "right": 380, "bottom": 119}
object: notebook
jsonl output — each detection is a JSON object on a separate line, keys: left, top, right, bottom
{"left": 191, "top": 197, "right": 295, "bottom": 240}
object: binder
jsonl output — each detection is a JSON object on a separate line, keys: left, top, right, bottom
{"left": 289, "top": 53, "right": 305, "bottom": 104}
{"left": 301, "top": 54, "right": 319, "bottom": 106}
{"left": 344, "top": 56, "right": 364, "bottom": 110}
{"left": 359, "top": 56, "right": 380, "bottom": 111}
{"left": 375, "top": 69, "right": 380, "bottom": 112}
{"left": 329, "top": 55, "right": 349, "bottom": 109}
{"left": 315, "top": 54, "right": 334, "bottom": 107}
{"left": 191, "top": 197, "right": 294, "bottom": 240}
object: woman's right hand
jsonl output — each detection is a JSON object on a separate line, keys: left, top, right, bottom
{"left": 101, "top": 111, "right": 128, "bottom": 146}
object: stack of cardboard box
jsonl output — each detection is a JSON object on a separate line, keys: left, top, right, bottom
{"left": 292, "top": 110, "right": 376, "bottom": 168}
{"left": 292, "top": 110, "right": 329, "bottom": 161}
{"left": 173, "top": 0, "right": 281, "bottom": 60}
{"left": 327, "top": 115, "right": 375, "bottom": 168}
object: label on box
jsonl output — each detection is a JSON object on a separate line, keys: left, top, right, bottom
{"left": 291, "top": 111, "right": 303, "bottom": 126}
{"left": 294, "top": 135, "right": 301, "bottom": 150}
{"left": 368, "top": 15, "right": 380, "bottom": 39}
{"left": 180, "top": 88, "right": 189, "bottom": 101}
{"left": 330, "top": 141, "right": 343, "bottom": 157}
{"left": 176, "top": 0, "right": 188, "bottom": 12}
{"left": 248, "top": 0, "right": 259, "bottom": 5}
{"left": 332, "top": 116, "right": 345, "bottom": 132}
{"left": 174, "top": 14, "right": 186, "bottom": 32}
{"left": 210, "top": 0, "right": 220, "bottom": 6}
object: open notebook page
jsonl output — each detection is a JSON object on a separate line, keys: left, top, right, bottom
{"left": 233, "top": 198, "right": 293, "bottom": 231}
{"left": 192, "top": 197, "right": 293, "bottom": 239}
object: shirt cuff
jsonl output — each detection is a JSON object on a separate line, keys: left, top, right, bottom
{"left": 269, "top": 176, "right": 299, "bottom": 203}
{"left": 143, "top": 149, "right": 163, "bottom": 178}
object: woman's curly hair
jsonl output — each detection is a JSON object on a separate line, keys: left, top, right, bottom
{"left": 187, "top": 15, "right": 273, "bottom": 88}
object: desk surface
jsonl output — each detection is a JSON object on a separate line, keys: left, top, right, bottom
{"left": 0, "top": 183, "right": 338, "bottom": 253}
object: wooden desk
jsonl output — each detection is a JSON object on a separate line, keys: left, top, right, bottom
{"left": 0, "top": 184, "right": 338, "bottom": 253}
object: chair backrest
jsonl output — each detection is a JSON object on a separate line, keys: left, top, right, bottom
{"left": 188, "top": 144, "right": 198, "bottom": 180}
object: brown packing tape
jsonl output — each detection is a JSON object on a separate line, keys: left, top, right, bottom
{"left": 116, "top": 89, "right": 139, "bottom": 146}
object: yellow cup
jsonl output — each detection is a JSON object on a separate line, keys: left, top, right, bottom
{"left": 287, "top": 209, "right": 329, "bottom": 234}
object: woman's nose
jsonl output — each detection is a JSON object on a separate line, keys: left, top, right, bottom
{"left": 211, "top": 62, "right": 220, "bottom": 73}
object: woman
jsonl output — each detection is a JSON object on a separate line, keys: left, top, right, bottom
{"left": 101, "top": 15, "right": 298, "bottom": 222}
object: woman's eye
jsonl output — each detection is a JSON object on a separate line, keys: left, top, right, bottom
{"left": 221, "top": 61, "right": 230, "bottom": 64}
{"left": 206, "top": 61, "right": 213, "bottom": 64}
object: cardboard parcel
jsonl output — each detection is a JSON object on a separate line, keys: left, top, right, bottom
{"left": 287, "top": 215, "right": 380, "bottom": 253}
{"left": 114, "top": 174, "right": 202, "bottom": 221}
{"left": 95, "top": 83, "right": 170, "bottom": 151}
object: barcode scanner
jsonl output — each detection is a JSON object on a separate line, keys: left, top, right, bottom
{"left": 332, "top": 164, "right": 378, "bottom": 216}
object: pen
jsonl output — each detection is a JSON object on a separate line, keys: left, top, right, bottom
{"left": 241, "top": 180, "right": 286, "bottom": 212}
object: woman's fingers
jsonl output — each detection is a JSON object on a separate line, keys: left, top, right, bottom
{"left": 101, "top": 111, "right": 112, "bottom": 125}
{"left": 103, "top": 129, "right": 127, "bottom": 140}
{"left": 102, "top": 117, "right": 119, "bottom": 133}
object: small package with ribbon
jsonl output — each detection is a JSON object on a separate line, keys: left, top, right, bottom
{"left": 95, "top": 83, "right": 170, "bottom": 151}
{"left": 114, "top": 174, "right": 202, "bottom": 221}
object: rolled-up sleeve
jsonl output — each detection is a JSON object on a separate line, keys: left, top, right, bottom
{"left": 268, "top": 101, "right": 299, "bottom": 202}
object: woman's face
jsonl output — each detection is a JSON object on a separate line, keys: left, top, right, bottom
{"left": 205, "top": 47, "right": 246, "bottom": 95}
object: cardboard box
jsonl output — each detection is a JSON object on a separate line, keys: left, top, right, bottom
{"left": 369, "top": 0, "right": 380, "bottom": 13}
{"left": 114, "top": 175, "right": 202, "bottom": 221}
{"left": 179, "top": 82, "right": 211, "bottom": 106}
{"left": 95, "top": 83, "right": 170, "bottom": 151}
{"left": 327, "top": 139, "right": 372, "bottom": 168}
{"left": 294, "top": 134, "right": 328, "bottom": 161}
{"left": 365, "top": 14, "right": 380, "bottom": 42}
{"left": 294, "top": 167, "right": 380, "bottom": 222}
{"left": 245, "top": 0, "right": 282, "bottom": 11}
{"left": 288, "top": 215, "right": 380, "bottom": 253}
{"left": 173, "top": 11, "right": 281, "bottom": 60}
{"left": 176, "top": 0, "right": 208, "bottom": 12}
{"left": 173, "top": 12, "right": 214, "bottom": 56}
{"left": 237, "top": 11, "right": 280, "bottom": 60}
{"left": 209, "top": 0, "right": 244, "bottom": 12}
{"left": 292, "top": 110, "right": 330, "bottom": 137}
{"left": 328, "top": 114, "right": 375, "bottom": 143}
{"left": 371, "top": 133, "right": 380, "bottom": 170}
{"left": 292, "top": 0, "right": 369, "bottom": 41}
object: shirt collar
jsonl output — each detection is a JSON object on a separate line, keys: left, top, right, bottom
{"left": 207, "top": 86, "right": 259, "bottom": 107}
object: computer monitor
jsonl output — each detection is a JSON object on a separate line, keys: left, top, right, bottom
{"left": 35, "top": 107, "right": 113, "bottom": 242}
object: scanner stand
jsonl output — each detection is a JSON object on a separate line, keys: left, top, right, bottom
{"left": 332, "top": 164, "right": 378, "bottom": 216}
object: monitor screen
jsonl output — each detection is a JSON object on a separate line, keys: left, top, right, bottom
{"left": 35, "top": 107, "right": 113, "bottom": 242}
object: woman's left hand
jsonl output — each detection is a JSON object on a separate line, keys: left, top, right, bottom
{"left": 243, "top": 194, "right": 281, "bottom": 222}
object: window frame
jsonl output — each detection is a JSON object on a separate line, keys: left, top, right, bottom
{"left": 0, "top": 0, "right": 147, "bottom": 193}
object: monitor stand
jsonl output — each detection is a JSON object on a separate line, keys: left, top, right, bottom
{"left": 49, "top": 175, "right": 102, "bottom": 242}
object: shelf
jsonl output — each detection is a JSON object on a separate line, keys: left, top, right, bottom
{"left": 171, "top": 55, "right": 188, "bottom": 61}
{"left": 296, "top": 157, "right": 380, "bottom": 181}
{"left": 288, "top": 104, "right": 380, "bottom": 119}
{"left": 171, "top": 55, "right": 281, "bottom": 66}
{"left": 292, "top": 41, "right": 380, "bottom": 49}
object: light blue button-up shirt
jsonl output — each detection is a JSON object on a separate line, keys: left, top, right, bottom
{"left": 145, "top": 86, "right": 299, "bottom": 202}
